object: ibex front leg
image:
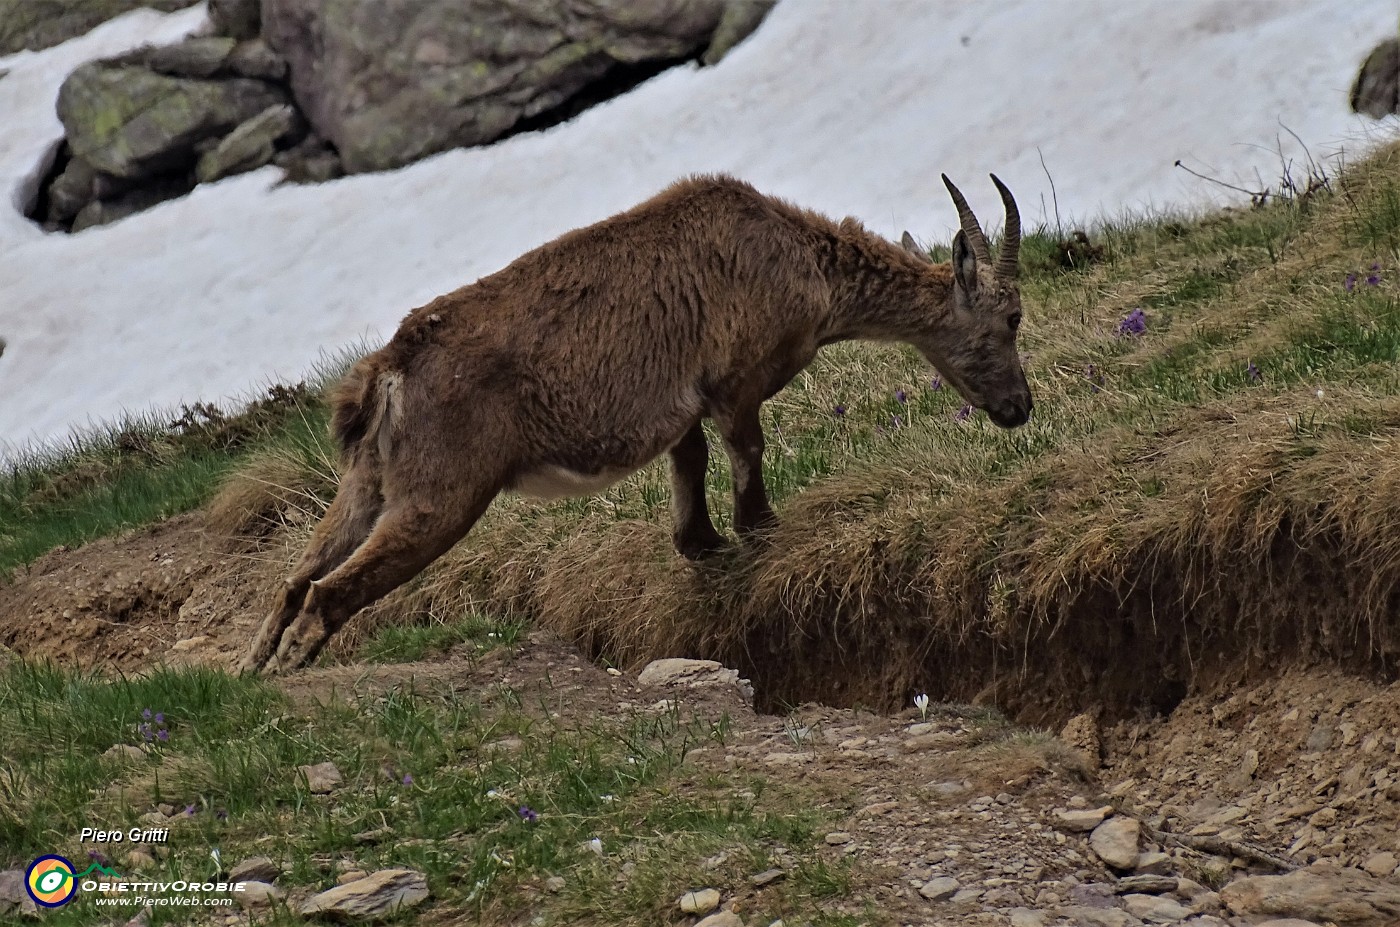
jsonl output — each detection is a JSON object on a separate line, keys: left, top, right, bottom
{"left": 716, "top": 404, "right": 777, "bottom": 537}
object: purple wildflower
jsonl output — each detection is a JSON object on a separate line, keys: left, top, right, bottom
{"left": 1345, "top": 273, "right": 1357, "bottom": 292}
{"left": 184, "top": 804, "right": 197, "bottom": 816}
{"left": 953, "top": 405, "right": 973, "bottom": 422}
{"left": 142, "top": 708, "right": 152, "bottom": 721}
{"left": 894, "top": 388, "right": 908, "bottom": 404}
{"left": 138, "top": 723, "right": 153, "bottom": 742}
{"left": 518, "top": 805, "right": 539, "bottom": 823}
{"left": 157, "top": 729, "right": 169, "bottom": 742}
{"left": 153, "top": 712, "right": 164, "bottom": 724}
{"left": 215, "top": 808, "right": 229, "bottom": 821}
{"left": 833, "top": 404, "right": 847, "bottom": 417}
{"left": 402, "top": 773, "right": 414, "bottom": 786}
{"left": 1372, "top": 262, "right": 1382, "bottom": 271}
{"left": 930, "top": 376, "right": 943, "bottom": 391}
{"left": 1247, "top": 361, "right": 1262, "bottom": 382}
{"left": 1116, "top": 307, "right": 1147, "bottom": 337}
{"left": 1367, "top": 273, "right": 1381, "bottom": 286}
{"left": 88, "top": 850, "right": 107, "bottom": 864}
{"left": 1084, "top": 364, "right": 1104, "bottom": 393}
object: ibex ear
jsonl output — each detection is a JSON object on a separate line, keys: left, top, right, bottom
{"left": 901, "top": 231, "right": 933, "bottom": 264}
{"left": 952, "top": 230, "right": 978, "bottom": 295}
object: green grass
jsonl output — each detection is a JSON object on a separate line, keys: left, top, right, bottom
{"left": 355, "top": 611, "right": 527, "bottom": 663}
{"left": 0, "top": 658, "right": 848, "bottom": 925}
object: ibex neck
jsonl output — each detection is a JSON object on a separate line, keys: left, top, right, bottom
{"left": 813, "top": 218, "right": 954, "bottom": 344}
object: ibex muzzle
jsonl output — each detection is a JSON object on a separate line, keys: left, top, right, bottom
{"left": 243, "top": 173, "right": 1033, "bottom": 674}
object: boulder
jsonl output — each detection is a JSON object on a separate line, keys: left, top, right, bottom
{"left": 227, "top": 41, "right": 289, "bottom": 81}
{"left": 0, "top": 0, "right": 195, "bottom": 56}
{"left": 45, "top": 154, "right": 98, "bottom": 224}
{"left": 209, "top": 0, "right": 261, "bottom": 41}
{"left": 261, "top": 0, "right": 762, "bottom": 173}
{"left": 702, "top": 0, "right": 775, "bottom": 65}
{"left": 57, "top": 63, "right": 288, "bottom": 179}
{"left": 1352, "top": 38, "right": 1400, "bottom": 119}
{"left": 146, "top": 37, "right": 237, "bottom": 79}
{"left": 197, "top": 104, "right": 301, "bottom": 182}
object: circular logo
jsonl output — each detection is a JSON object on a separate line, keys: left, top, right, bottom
{"left": 26, "top": 855, "right": 77, "bottom": 907}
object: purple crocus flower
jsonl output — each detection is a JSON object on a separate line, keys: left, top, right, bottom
{"left": 1367, "top": 273, "right": 1381, "bottom": 286}
{"left": 833, "top": 404, "right": 847, "bottom": 417}
{"left": 154, "top": 713, "right": 164, "bottom": 724}
{"left": 953, "top": 405, "right": 973, "bottom": 422}
{"left": 157, "top": 729, "right": 169, "bottom": 742}
{"left": 184, "top": 804, "right": 197, "bottom": 816}
{"left": 1084, "top": 364, "right": 1104, "bottom": 393}
{"left": 216, "top": 808, "right": 229, "bottom": 821}
{"left": 142, "top": 708, "right": 152, "bottom": 721}
{"left": 1116, "top": 307, "right": 1147, "bottom": 336}
{"left": 518, "top": 805, "right": 539, "bottom": 823}
{"left": 402, "top": 773, "right": 413, "bottom": 786}
{"left": 894, "top": 389, "right": 908, "bottom": 404}
{"left": 930, "top": 376, "right": 943, "bottom": 391}
{"left": 1247, "top": 361, "right": 1262, "bottom": 382}
{"left": 1345, "top": 273, "right": 1357, "bottom": 292}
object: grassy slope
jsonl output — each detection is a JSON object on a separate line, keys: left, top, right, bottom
{"left": 9, "top": 142, "right": 1400, "bottom": 717}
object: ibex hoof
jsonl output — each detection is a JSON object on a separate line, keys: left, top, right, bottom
{"left": 674, "top": 531, "right": 728, "bottom": 562}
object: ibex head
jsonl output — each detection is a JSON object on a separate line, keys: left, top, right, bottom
{"left": 903, "top": 174, "right": 1033, "bottom": 428}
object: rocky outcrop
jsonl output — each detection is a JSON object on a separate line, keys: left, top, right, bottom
{"left": 0, "top": 0, "right": 196, "bottom": 55}
{"left": 261, "top": 0, "right": 776, "bottom": 174}
{"left": 28, "top": 0, "right": 776, "bottom": 231}
{"left": 1352, "top": 38, "right": 1400, "bottom": 119}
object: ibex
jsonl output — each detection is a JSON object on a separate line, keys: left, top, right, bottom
{"left": 242, "top": 172, "right": 1032, "bottom": 674}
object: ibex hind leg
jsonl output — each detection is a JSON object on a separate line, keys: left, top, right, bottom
{"left": 239, "top": 466, "right": 382, "bottom": 675}
{"left": 270, "top": 488, "right": 497, "bottom": 672}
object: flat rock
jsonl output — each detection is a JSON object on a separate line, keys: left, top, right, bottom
{"left": 1221, "top": 867, "right": 1400, "bottom": 926}
{"left": 695, "top": 913, "right": 745, "bottom": 927}
{"left": 0, "top": 869, "right": 39, "bottom": 917}
{"left": 299, "top": 868, "right": 428, "bottom": 919}
{"left": 1116, "top": 874, "right": 1177, "bottom": 895}
{"left": 1058, "top": 906, "right": 1143, "bottom": 927}
{"left": 146, "top": 37, "right": 236, "bottom": 78}
{"left": 918, "top": 876, "right": 959, "bottom": 901}
{"left": 1134, "top": 851, "right": 1172, "bottom": 875}
{"left": 1122, "top": 893, "right": 1190, "bottom": 923}
{"left": 750, "top": 869, "right": 785, "bottom": 886}
{"left": 197, "top": 103, "right": 300, "bottom": 182}
{"left": 229, "top": 856, "right": 280, "bottom": 883}
{"left": 1055, "top": 806, "right": 1114, "bottom": 832}
{"left": 102, "top": 743, "right": 147, "bottom": 763}
{"left": 1360, "top": 851, "right": 1397, "bottom": 878}
{"left": 1090, "top": 816, "right": 1141, "bottom": 871}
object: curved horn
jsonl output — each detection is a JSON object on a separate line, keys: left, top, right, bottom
{"left": 990, "top": 173, "right": 1021, "bottom": 279}
{"left": 941, "top": 174, "right": 993, "bottom": 266}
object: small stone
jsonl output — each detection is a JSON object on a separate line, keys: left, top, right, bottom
{"left": 678, "top": 889, "right": 721, "bottom": 914}
{"left": 605, "top": 667, "right": 622, "bottom": 676}
{"left": 171, "top": 634, "right": 208, "bottom": 652}
{"left": 1134, "top": 851, "right": 1172, "bottom": 875}
{"left": 297, "top": 761, "right": 343, "bottom": 793}
{"left": 1009, "top": 908, "right": 1046, "bottom": 927}
{"left": 918, "top": 876, "right": 960, "bottom": 901}
{"left": 1253, "top": 921, "right": 1326, "bottom": 927}
{"left": 1116, "top": 874, "right": 1177, "bottom": 894}
{"left": 902, "top": 731, "right": 961, "bottom": 752}
{"left": 228, "top": 856, "right": 280, "bottom": 883}
{"left": 299, "top": 869, "right": 428, "bottom": 919}
{"left": 1090, "top": 816, "right": 1141, "bottom": 870}
{"left": 950, "top": 887, "right": 983, "bottom": 903}
{"left": 1361, "top": 851, "right": 1397, "bottom": 878}
{"left": 335, "top": 870, "right": 367, "bottom": 885}
{"left": 102, "top": 743, "right": 147, "bottom": 763}
{"left": 695, "top": 913, "right": 745, "bottom": 927}
{"left": 750, "top": 868, "right": 785, "bottom": 886}
{"left": 544, "top": 876, "right": 565, "bottom": 893}
{"left": 1306, "top": 807, "right": 1337, "bottom": 828}
{"left": 1122, "top": 893, "right": 1190, "bottom": 923}
{"left": 121, "top": 850, "right": 157, "bottom": 870}
{"left": 824, "top": 832, "right": 852, "bottom": 845}
{"left": 1058, "top": 906, "right": 1143, "bottom": 927}
{"left": 1055, "top": 806, "right": 1114, "bottom": 832}
{"left": 234, "top": 881, "right": 283, "bottom": 910}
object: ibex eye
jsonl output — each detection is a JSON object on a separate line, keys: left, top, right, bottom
{"left": 1009, "top": 313, "right": 1022, "bottom": 331}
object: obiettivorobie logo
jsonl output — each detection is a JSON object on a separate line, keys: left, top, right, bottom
{"left": 25, "top": 855, "right": 121, "bottom": 908}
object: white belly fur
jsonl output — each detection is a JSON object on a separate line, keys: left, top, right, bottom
{"left": 513, "top": 464, "right": 640, "bottom": 500}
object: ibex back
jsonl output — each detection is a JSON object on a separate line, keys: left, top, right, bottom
{"left": 243, "top": 172, "right": 1032, "bottom": 673}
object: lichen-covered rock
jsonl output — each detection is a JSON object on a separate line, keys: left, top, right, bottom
{"left": 227, "top": 41, "right": 289, "bottom": 82}
{"left": 45, "top": 154, "right": 98, "bottom": 224}
{"left": 261, "top": 0, "right": 765, "bottom": 174}
{"left": 197, "top": 104, "right": 301, "bottom": 182}
{"left": 299, "top": 868, "right": 429, "bottom": 919}
{"left": 0, "top": 0, "right": 195, "bottom": 56}
{"left": 146, "top": 37, "right": 238, "bottom": 79}
{"left": 56, "top": 63, "right": 288, "bottom": 179}
{"left": 702, "top": 0, "right": 776, "bottom": 65}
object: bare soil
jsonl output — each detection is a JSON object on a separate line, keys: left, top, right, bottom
{"left": 2, "top": 515, "right": 1400, "bottom": 925}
